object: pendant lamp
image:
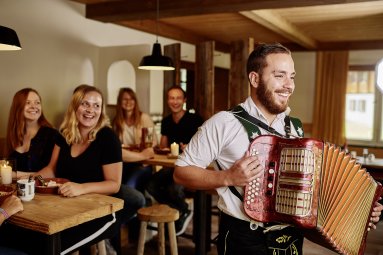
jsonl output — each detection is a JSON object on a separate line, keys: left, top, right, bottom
{"left": 0, "top": 26, "right": 21, "bottom": 51}
{"left": 138, "top": 0, "right": 174, "bottom": 71}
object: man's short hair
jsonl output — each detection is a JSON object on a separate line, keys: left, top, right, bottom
{"left": 167, "top": 85, "right": 186, "bottom": 98}
{"left": 246, "top": 43, "right": 291, "bottom": 77}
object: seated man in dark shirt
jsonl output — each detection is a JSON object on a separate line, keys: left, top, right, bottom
{"left": 146, "top": 85, "right": 203, "bottom": 235}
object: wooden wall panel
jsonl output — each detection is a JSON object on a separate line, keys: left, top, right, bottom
{"left": 195, "top": 41, "right": 215, "bottom": 120}
{"left": 214, "top": 67, "right": 229, "bottom": 113}
{"left": 229, "top": 38, "right": 253, "bottom": 108}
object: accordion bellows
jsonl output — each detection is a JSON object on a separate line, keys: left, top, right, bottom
{"left": 243, "top": 135, "right": 382, "bottom": 255}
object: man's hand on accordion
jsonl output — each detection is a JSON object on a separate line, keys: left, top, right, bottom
{"left": 225, "top": 151, "right": 263, "bottom": 186}
{"left": 368, "top": 199, "right": 382, "bottom": 231}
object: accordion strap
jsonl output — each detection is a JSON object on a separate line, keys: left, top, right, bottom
{"left": 231, "top": 105, "right": 286, "bottom": 139}
{"left": 231, "top": 105, "right": 304, "bottom": 138}
{"left": 215, "top": 160, "right": 243, "bottom": 201}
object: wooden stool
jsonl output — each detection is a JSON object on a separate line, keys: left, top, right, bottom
{"left": 137, "top": 204, "right": 179, "bottom": 255}
{"left": 90, "top": 240, "right": 106, "bottom": 255}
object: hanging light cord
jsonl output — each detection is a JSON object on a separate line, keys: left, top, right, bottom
{"left": 156, "top": 0, "right": 159, "bottom": 43}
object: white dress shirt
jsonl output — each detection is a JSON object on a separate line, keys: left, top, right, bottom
{"left": 176, "top": 96, "right": 299, "bottom": 222}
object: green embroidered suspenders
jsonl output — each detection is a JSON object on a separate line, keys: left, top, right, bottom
{"left": 230, "top": 105, "right": 304, "bottom": 140}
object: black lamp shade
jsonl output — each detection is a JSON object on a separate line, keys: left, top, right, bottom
{"left": 0, "top": 26, "right": 21, "bottom": 51}
{"left": 138, "top": 42, "right": 174, "bottom": 71}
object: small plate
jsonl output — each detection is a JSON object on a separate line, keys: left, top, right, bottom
{"left": 35, "top": 178, "right": 69, "bottom": 194}
{"left": 154, "top": 147, "right": 171, "bottom": 155}
{"left": 0, "top": 185, "right": 15, "bottom": 203}
{"left": 122, "top": 144, "right": 140, "bottom": 151}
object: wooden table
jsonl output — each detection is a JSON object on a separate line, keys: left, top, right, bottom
{"left": 357, "top": 156, "right": 383, "bottom": 181}
{"left": 7, "top": 193, "right": 123, "bottom": 254}
{"left": 142, "top": 154, "right": 213, "bottom": 255}
{"left": 142, "top": 153, "right": 179, "bottom": 168}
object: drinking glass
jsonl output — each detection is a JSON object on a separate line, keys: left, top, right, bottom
{"left": 144, "top": 127, "right": 154, "bottom": 148}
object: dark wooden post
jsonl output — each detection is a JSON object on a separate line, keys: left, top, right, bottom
{"left": 195, "top": 41, "right": 215, "bottom": 120}
{"left": 229, "top": 38, "right": 254, "bottom": 108}
{"left": 163, "top": 43, "right": 181, "bottom": 117}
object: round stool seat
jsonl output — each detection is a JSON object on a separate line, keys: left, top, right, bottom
{"left": 138, "top": 204, "right": 179, "bottom": 223}
{"left": 137, "top": 204, "right": 180, "bottom": 255}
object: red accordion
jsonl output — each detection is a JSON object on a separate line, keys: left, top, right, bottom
{"left": 244, "top": 135, "right": 382, "bottom": 255}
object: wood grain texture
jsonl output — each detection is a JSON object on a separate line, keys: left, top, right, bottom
{"left": 72, "top": 0, "right": 383, "bottom": 51}
{"left": 8, "top": 193, "right": 123, "bottom": 235}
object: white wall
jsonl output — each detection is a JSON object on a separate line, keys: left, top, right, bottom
{"left": 0, "top": 25, "right": 100, "bottom": 130}
{"left": 349, "top": 50, "right": 383, "bottom": 66}
{"left": 0, "top": 0, "right": 190, "bottom": 136}
{"left": 289, "top": 52, "right": 316, "bottom": 123}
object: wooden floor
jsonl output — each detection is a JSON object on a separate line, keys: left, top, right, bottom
{"left": 120, "top": 213, "right": 383, "bottom": 255}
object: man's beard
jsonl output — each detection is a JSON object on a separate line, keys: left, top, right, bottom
{"left": 256, "top": 77, "right": 290, "bottom": 114}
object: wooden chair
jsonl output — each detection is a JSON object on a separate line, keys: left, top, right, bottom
{"left": 137, "top": 204, "right": 179, "bottom": 255}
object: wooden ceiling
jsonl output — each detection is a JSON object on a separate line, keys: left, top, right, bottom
{"left": 70, "top": 0, "right": 383, "bottom": 53}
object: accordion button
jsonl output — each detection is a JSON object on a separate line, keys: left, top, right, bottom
{"left": 256, "top": 183, "right": 260, "bottom": 186}
{"left": 268, "top": 183, "right": 273, "bottom": 188}
{"left": 255, "top": 192, "right": 259, "bottom": 196}
{"left": 246, "top": 200, "right": 250, "bottom": 205}
{"left": 250, "top": 221, "right": 258, "bottom": 230}
{"left": 269, "top": 169, "right": 275, "bottom": 174}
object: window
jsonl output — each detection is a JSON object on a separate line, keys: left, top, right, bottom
{"left": 180, "top": 68, "right": 187, "bottom": 111}
{"left": 345, "top": 67, "right": 381, "bottom": 145}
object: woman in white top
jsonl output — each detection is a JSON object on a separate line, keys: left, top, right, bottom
{"left": 113, "top": 87, "right": 157, "bottom": 192}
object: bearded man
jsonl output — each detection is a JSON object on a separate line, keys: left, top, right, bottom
{"left": 174, "top": 43, "right": 383, "bottom": 255}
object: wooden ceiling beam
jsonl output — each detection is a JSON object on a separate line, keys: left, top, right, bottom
{"left": 317, "top": 40, "right": 383, "bottom": 50}
{"left": 118, "top": 20, "right": 231, "bottom": 53}
{"left": 280, "top": 40, "right": 383, "bottom": 51}
{"left": 240, "top": 10, "right": 317, "bottom": 50}
{"left": 84, "top": 0, "right": 382, "bottom": 22}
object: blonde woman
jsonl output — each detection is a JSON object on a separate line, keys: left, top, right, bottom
{"left": 37, "top": 85, "right": 145, "bottom": 254}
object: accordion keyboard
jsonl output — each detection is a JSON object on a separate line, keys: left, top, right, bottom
{"left": 276, "top": 148, "right": 316, "bottom": 216}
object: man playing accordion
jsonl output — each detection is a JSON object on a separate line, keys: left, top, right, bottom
{"left": 174, "top": 43, "right": 383, "bottom": 255}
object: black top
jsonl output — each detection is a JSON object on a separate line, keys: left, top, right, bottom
{"left": 9, "top": 126, "right": 59, "bottom": 172}
{"left": 161, "top": 111, "right": 204, "bottom": 146}
{"left": 55, "top": 127, "right": 122, "bottom": 183}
